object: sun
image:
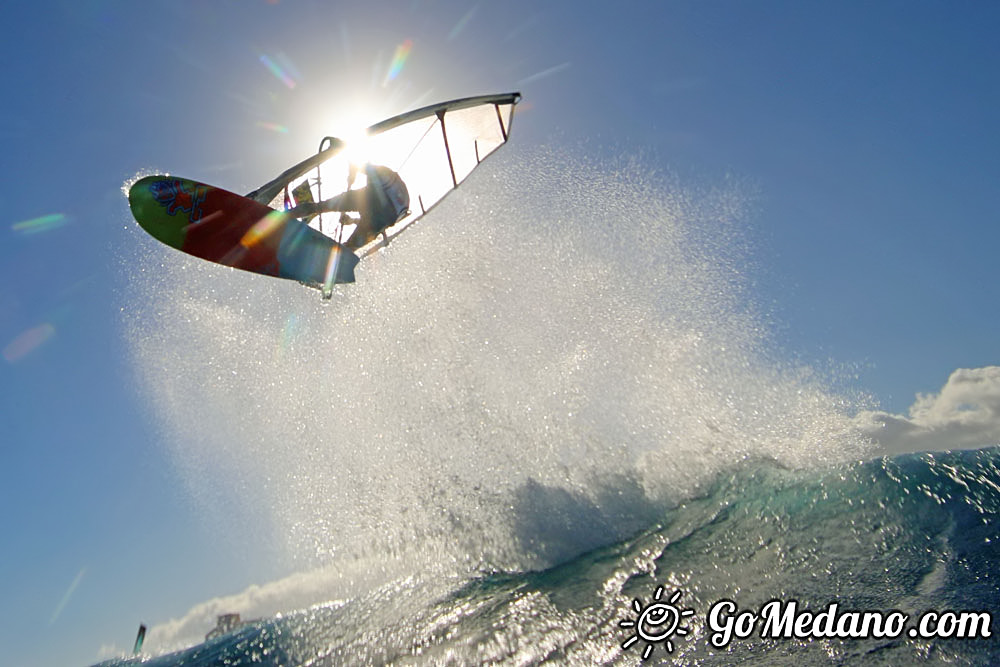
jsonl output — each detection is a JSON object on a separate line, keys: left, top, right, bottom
{"left": 620, "top": 586, "right": 696, "bottom": 660}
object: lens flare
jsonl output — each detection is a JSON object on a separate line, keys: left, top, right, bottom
{"left": 517, "top": 62, "right": 571, "bottom": 86}
{"left": 260, "top": 54, "right": 296, "bottom": 89}
{"left": 4, "top": 323, "right": 56, "bottom": 362}
{"left": 383, "top": 39, "right": 413, "bottom": 86}
{"left": 256, "top": 121, "right": 290, "bottom": 134}
{"left": 12, "top": 213, "right": 68, "bottom": 235}
{"left": 448, "top": 6, "right": 477, "bottom": 41}
{"left": 50, "top": 567, "right": 87, "bottom": 625}
{"left": 281, "top": 313, "right": 303, "bottom": 351}
{"left": 241, "top": 211, "right": 286, "bottom": 248}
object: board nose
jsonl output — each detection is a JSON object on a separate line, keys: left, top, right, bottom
{"left": 128, "top": 176, "right": 189, "bottom": 249}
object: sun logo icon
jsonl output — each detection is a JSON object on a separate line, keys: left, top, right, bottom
{"left": 620, "top": 586, "right": 695, "bottom": 660}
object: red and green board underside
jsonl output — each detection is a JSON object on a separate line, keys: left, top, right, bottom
{"left": 128, "top": 175, "right": 359, "bottom": 287}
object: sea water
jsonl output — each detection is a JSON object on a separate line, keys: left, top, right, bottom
{"left": 111, "top": 147, "right": 999, "bottom": 665}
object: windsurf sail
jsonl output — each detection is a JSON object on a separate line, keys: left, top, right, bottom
{"left": 133, "top": 624, "right": 146, "bottom": 655}
{"left": 246, "top": 92, "right": 521, "bottom": 256}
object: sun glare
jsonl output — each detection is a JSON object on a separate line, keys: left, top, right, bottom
{"left": 341, "top": 128, "right": 372, "bottom": 167}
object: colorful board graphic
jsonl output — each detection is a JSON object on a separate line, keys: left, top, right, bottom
{"left": 128, "top": 175, "right": 359, "bottom": 289}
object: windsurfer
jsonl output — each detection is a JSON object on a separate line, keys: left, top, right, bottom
{"left": 287, "top": 163, "right": 409, "bottom": 249}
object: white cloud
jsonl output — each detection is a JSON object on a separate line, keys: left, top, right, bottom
{"left": 856, "top": 366, "right": 1000, "bottom": 455}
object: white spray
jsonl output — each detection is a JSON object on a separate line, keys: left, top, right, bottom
{"left": 123, "top": 146, "right": 871, "bottom": 607}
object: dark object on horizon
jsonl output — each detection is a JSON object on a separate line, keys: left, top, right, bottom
{"left": 132, "top": 624, "right": 146, "bottom": 655}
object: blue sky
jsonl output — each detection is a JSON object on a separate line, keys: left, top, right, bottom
{"left": 2, "top": 1, "right": 999, "bottom": 664}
